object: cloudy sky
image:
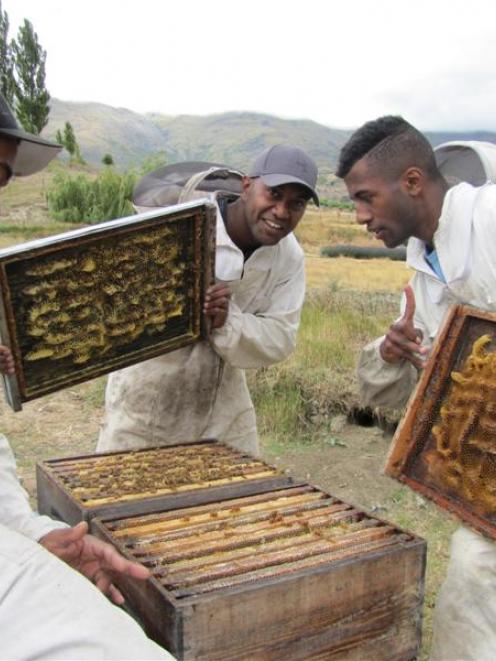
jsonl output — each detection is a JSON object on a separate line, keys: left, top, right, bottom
{"left": 7, "top": 0, "right": 496, "bottom": 131}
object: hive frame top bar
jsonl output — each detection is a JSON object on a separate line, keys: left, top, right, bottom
{"left": 92, "top": 481, "right": 425, "bottom": 603}
{"left": 0, "top": 198, "right": 213, "bottom": 259}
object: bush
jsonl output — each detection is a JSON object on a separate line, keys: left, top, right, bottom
{"left": 320, "top": 244, "right": 406, "bottom": 261}
{"left": 319, "top": 198, "right": 355, "bottom": 211}
{"left": 46, "top": 168, "right": 136, "bottom": 223}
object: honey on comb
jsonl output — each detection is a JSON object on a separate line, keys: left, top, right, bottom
{"left": 425, "top": 334, "right": 496, "bottom": 514}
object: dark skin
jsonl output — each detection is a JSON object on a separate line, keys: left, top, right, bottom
{"left": 344, "top": 156, "right": 448, "bottom": 368}
{"left": 203, "top": 176, "right": 310, "bottom": 329}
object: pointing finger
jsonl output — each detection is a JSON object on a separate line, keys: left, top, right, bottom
{"left": 403, "top": 285, "right": 416, "bottom": 323}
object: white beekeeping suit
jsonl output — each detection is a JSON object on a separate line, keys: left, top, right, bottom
{"left": 357, "top": 182, "right": 496, "bottom": 660}
{"left": 98, "top": 196, "right": 305, "bottom": 455}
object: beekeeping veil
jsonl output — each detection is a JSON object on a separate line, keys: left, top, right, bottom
{"left": 434, "top": 141, "right": 496, "bottom": 186}
{"left": 133, "top": 162, "right": 244, "bottom": 213}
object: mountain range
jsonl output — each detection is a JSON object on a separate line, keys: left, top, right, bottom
{"left": 45, "top": 99, "right": 496, "bottom": 199}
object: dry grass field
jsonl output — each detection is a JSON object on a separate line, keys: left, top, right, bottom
{"left": 0, "top": 173, "right": 455, "bottom": 658}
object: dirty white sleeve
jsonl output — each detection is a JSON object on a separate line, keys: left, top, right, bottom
{"left": 0, "top": 524, "right": 174, "bottom": 660}
{"left": 357, "top": 336, "right": 419, "bottom": 409}
{"left": 210, "top": 261, "right": 305, "bottom": 369}
{"left": 0, "top": 434, "right": 68, "bottom": 541}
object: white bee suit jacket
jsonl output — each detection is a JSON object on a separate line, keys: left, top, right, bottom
{"left": 0, "top": 524, "right": 173, "bottom": 660}
{"left": 97, "top": 200, "right": 305, "bottom": 455}
{"left": 0, "top": 434, "right": 174, "bottom": 659}
{"left": 357, "top": 182, "right": 496, "bottom": 661}
{"left": 357, "top": 182, "right": 496, "bottom": 410}
{"left": 0, "top": 433, "right": 67, "bottom": 540}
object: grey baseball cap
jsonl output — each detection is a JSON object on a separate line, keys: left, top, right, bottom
{"left": 248, "top": 144, "right": 319, "bottom": 206}
{"left": 0, "top": 93, "right": 62, "bottom": 176}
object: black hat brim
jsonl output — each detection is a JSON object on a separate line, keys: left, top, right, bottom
{"left": 0, "top": 127, "right": 62, "bottom": 176}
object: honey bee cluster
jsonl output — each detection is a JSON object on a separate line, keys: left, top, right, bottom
{"left": 51, "top": 444, "right": 278, "bottom": 506}
{"left": 426, "top": 334, "right": 496, "bottom": 514}
{"left": 15, "top": 224, "right": 191, "bottom": 366}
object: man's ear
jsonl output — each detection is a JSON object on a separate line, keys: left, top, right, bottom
{"left": 401, "top": 167, "right": 423, "bottom": 197}
{"left": 241, "top": 175, "right": 253, "bottom": 198}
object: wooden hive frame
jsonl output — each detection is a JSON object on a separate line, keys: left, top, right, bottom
{"left": 386, "top": 304, "right": 496, "bottom": 539}
{"left": 93, "top": 484, "right": 426, "bottom": 660}
{"left": 36, "top": 440, "right": 300, "bottom": 528}
{"left": 0, "top": 200, "right": 216, "bottom": 410}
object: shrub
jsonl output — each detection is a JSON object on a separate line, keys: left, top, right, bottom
{"left": 46, "top": 168, "right": 136, "bottom": 223}
{"left": 320, "top": 244, "right": 406, "bottom": 261}
{"left": 319, "top": 198, "right": 355, "bottom": 211}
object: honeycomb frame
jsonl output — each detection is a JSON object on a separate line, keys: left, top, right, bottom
{"left": 386, "top": 304, "right": 496, "bottom": 539}
{"left": 0, "top": 200, "right": 216, "bottom": 410}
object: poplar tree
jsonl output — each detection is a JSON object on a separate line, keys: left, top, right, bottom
{"left": 0, "top": 1, "right": 15, "bottom": 107}
{"left": 63, "top": 121, "right": 77, "bottom": 157}
{"left": 11, "top": 19, "right": 50, "bottom": 134}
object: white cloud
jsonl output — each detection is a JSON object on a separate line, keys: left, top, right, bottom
{"left": 7, "top": 0, "right": 496, "bottom": 130}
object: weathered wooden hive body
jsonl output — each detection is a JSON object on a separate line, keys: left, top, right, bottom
{"left": 0, "top": 200, "right": 216, "bottom": 410}
{"left": 93, "top": 484, "right": 426, "bottom": 660}
{"left": 37, "top": 441, "right": 296, "bottom": 526}
{"left": 38, "top": 439, "right": 426, "bottom": 659}
{"left": 386, "top": 305, "right": 496, "bottom": 540}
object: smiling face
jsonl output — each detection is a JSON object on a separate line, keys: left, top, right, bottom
{"left": 344, "top": 157, "right": 421, "bottom": 248}
{"left": 238, "top": 177, "right": 309, "bottom": 249}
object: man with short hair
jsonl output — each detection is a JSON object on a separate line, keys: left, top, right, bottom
{"left": 97, "top": 144, "right": 319, "bottom": 456}
{"left": 337, "top": 115, "right": 496, "bottom": 660}
{"left": 0, "top": 93, "right": 173, "bottom": 660}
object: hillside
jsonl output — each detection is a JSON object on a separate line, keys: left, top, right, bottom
{"left": 44, "top": 99, "right": 496, "bottom": 200}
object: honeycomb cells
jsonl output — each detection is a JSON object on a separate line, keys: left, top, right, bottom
{"left": 18, "top": 225, "right": 189, "bottom": 366}
{"left": 426, "top": 334, "right": 496, "bottom": 515}
{"left": 48, "top": 443, "right": 279, "bottom": 507}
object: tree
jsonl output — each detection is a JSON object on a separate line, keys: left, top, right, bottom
{"left": 102, "top": 153, "right": 114, "bottom": 166}
{"left": 11, "top": 19, "right": 50, "bottom": 134}
{"left": 56, "top": 121, "right": 85, "bottom": 164}
{"left": 63, "top": 121, "right": 77, "bottom": 157}
{"left": 0, "top": 1, "right": 15, "bottom": 107}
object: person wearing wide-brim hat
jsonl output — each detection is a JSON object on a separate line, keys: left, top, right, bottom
{"left": 0, "top": 93, "right": 62, "bottom": 180}
{"left": 0, "top": 92, "right": 174, "bottom": 660}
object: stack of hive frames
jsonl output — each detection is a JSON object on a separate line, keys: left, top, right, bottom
{"left": 36, "top": 440, "right": 298, "bottom": 527}
{"left": 93, "top": 484, "right": 426, "bottom": 660}
{"left": 386, "top": 305, "right": 496, "bottom": 539}
{"left": 0, "top": 201, "right": 216, "bottom": 410}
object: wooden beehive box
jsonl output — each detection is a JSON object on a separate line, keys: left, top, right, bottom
{"left": 0, "top": 200, "right": 216, "bottom": 410}
{"left": 386, "top": 304, "right": 496, "bottom": 539}
{"left": 36, "top": 440, "right": 298, "bottom": 528}
{"left": 93, "top": 483, "right": 426, "bottom": 660}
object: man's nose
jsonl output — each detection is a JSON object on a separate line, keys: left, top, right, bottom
{"left": 355, "top": 202, "right": 372, "bottom": 225}
{"left": 272, "top": 199, "right": 291, "bottom": 220}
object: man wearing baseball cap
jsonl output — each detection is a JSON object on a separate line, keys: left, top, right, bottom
{"left": 98, "top": 145, "right": 319, "bottom": 457}
{"left": 0, "top": 93, "right": 173, "bottom": 660}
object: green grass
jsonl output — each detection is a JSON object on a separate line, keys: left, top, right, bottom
{"left": 250, "top": 284, "right": 398, "bottom": 441}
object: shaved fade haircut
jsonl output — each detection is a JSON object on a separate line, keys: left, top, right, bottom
{"left": 336, "top": 115, "right": 442, "bottom": 182}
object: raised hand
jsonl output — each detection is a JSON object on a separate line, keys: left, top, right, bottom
{"left": 203, "top": 282, "right": 232, "bottom": 329}
{"left": 39, "top": 521, "right": 150, "bottom": 605}
{"left": 379, "top": 285, "right": 428, "bottom": 369}
{"left": 0, "top": 344, "right": 15, "bottom": 375}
